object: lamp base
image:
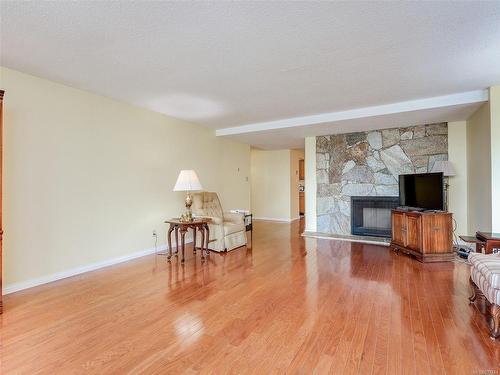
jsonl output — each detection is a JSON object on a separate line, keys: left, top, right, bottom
{"left": 180, "top": 211, "right": 194, "bottom": 223}
{"left": 179, "top": 192, "right": 194, "bottom": 222}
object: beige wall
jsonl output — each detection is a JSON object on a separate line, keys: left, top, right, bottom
{"left": 490, "top": 86, "right": 500, "bottom": 232}
{"left": 290, "top": 149, "right": 305, "bottom": 220}
{"left": 304, "top": 137, "right": 317, "bottom": 232}
{"left": 0, "top": 67, "right": 250, "bottom": 290}
{"left": 466, "top": 102, "right": 492, "bottom": 233}
{"left": 447, "top": 121, "right": 468, "bottom": 236}
{"left": 250, "top": 149, "right": 292, "bottom": 221}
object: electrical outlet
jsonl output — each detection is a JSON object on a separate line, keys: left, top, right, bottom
{"left": 152, "top": 230, "right": 157, "bottom": 237}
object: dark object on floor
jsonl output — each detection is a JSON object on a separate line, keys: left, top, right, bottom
{"left": 456, "top": 245, "right": 471, "bottom": 259}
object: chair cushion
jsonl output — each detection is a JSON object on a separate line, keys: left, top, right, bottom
{"left": 223, "top": 222, "right": 245, "bottom": 236}
{"left": 471, "top": 266, "right": 500, "bottom": 305}
{"left": 192, "top": 192, "right": 223, "bottom": 218}
{"left": 468, "top": 253, "right": 500, "bottom": 289}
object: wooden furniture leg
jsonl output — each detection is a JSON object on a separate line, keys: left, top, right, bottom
{"left": 174, "top": 226, "right": 179, "bottom": 255}
{"left": 469, "top": 274, "right": 498, "bottom": 339}
{"left": 167, "top": 224, "right": 174, "bottom": 260}
{"left": 200, "top": 226, "right": 205, "bottom": 261}
{"left": 490, "top": 304, "right": 500, "bottom": 340}
{"left": 180, "top": 227, "right": 187, "bottom": 263}
{"left": 193, "top": 227, "right": 197, "bottom": 254}
{"left": 204, "top": 224, "right": 210, "bottom": 257}
{"left": 469, "top": 276, "right": 478, "bottom": 303}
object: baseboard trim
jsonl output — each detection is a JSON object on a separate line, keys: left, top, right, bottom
{"left": 253, "top": 217, "right": 297, "bottom": 223}
{"left": 3, "top": 241, "right": 191, "bottom": 295}
{"left": 301, "top": 231, "right": 390, "bottom": 247}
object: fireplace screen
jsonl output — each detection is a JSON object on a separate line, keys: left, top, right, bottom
{"left": 351, "top": 196, "right": 399, "bottom": 237}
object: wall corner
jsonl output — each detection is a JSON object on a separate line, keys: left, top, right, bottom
{"left": 305, "top": 137, "right": 317, "bottom": 232}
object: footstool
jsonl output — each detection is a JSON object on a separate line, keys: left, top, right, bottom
{"left": 468, "top": 252, "right": 500, "bottom": 339}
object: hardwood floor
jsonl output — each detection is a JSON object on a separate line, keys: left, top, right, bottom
{"left": 1, "top": 219, "right": 499, "bottom": 374}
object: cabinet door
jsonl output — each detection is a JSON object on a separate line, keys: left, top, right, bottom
{"left": 422, "top": 214, "right": 452, "bottom": 254}
{"left": 392, "top": 211, "right": 406, "bottom": 246}
{"left": 406, "top": 214, "right": 422, "bottom": 251}
{"left": 299, "top": 159, "right": 305, "bottom": 180}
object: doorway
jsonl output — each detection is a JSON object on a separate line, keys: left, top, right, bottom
{"left": 299, "top": 158, "right": 305, "bottom": 216}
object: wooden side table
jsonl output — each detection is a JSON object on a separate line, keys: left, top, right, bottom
{"left": 244, "top": 214, "right": 252, "bottom": 247}
{"left": 460, "top": 232, "right": 500, "bottom": 254}
{"left": 476, "top": 232, "right": 500, "bottom": 254}
{"left": 459, "top": 235, "right": 486, "bottom": 253}
{"left": 165, "top": 218, "right": 210, "bottom": 263}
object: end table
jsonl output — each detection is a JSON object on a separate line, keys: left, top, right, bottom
{"left": 164, "top": 218, "right": 211, "bottom": 263}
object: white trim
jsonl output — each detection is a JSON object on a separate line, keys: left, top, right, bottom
{"left": 253, "top": 216, "right": 296, "bottom": 223}
{"left": 216, "top": 90, "right": 488, "bottom": 136}
{"left": 3, "top": 241, "right": 192, "bottom": 295}
{"left": 301, "top": 232, "right": 390, "bottom": 247}
{"left": 305, "top": 136, "right": 317, "bottom": 232}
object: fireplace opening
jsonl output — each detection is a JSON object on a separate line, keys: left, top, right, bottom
{"left": 351, "top": 196, "right": 399, "bottom": 237}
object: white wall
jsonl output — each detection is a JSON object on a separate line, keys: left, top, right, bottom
{"left": 304, "top": 137, "right": 317, "bottom": 232}
{"left": 0, "top": 67, "right": 250, "bottom": 290}
{"left": 466, "top": 102, "right": 492, "bottom": 233}
{"left": 490, "top": 86, "right": 500, "bottom": 232}
{"left": 447, "top": 121, "right": 468, "bottom": 235}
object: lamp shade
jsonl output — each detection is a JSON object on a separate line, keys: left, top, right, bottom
{"left": 173, "top": 170, "right": 203, "bottom": 191}
{"left": 430, "top": 160, "right": 456, "bottom": 177}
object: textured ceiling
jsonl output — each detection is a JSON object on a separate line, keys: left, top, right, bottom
{"left": 1, "top": 1, "right": 500, "bottom": 146}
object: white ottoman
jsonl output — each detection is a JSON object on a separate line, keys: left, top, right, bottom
{"left": 469, "top": 252, "right": 500, "bottom": 339}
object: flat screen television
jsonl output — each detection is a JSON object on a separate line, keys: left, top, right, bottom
{"left": 398, "top": 172, "right": 444, "bottom": 211}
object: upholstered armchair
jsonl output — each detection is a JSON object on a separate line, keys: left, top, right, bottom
{"left": 191, "top": 192, "right": 247, "bottom": 252}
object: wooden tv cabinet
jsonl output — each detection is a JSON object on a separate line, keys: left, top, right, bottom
{"left": 390, "top": 209, "right": 454, "bottom": 262}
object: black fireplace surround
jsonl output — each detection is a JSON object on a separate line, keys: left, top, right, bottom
{"left": 351, "top": 196, "right": 399, "bottom": 238}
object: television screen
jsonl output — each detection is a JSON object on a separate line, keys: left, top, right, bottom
{"left": 399, "top": 172, "right": 444, "bottom": 210}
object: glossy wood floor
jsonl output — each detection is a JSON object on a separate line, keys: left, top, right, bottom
{"left": 1, "top": 219, "right": 499, "bottom": 374}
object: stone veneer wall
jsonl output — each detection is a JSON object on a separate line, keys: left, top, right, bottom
{"left": 316, "top": 123, "right": 448, "bottom": 235}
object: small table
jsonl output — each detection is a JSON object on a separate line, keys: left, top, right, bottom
{"left": 476, "top": 232, "right": 500, "bottom": 254}
{"left": 244, "top": 214, "right": 253, "bottom": 247}
{"left": 460, "top": 232, "right": 500, "bottom": 254}
{"left": 165, "top": 218, "right": 210, "bottom": 263}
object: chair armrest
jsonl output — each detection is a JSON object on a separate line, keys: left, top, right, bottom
{"left": 223, "top": 212, "right": 244, "bottom": 224}
{"left": 194, "top": 215, "right": 223, "bottom": 225}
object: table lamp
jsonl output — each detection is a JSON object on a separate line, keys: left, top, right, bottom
{"left": 173, "top": 170, "right": 203, "bottom": 222}
{"left": 430, "top": 160, "right": 456, "bottom": 211}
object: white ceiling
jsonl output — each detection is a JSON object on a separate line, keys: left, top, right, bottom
{"left": 1, "top": 1, "right": 500, "bottom": 149}
{"left": 224, "top": 101, "right": 484, "bottom": 150}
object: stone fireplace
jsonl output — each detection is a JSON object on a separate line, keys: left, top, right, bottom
{"left": 316, "top": 123, "right": 448, "bottom": 235}
{"left": 351, "top": 196, "right": 399, "bottom": 237}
